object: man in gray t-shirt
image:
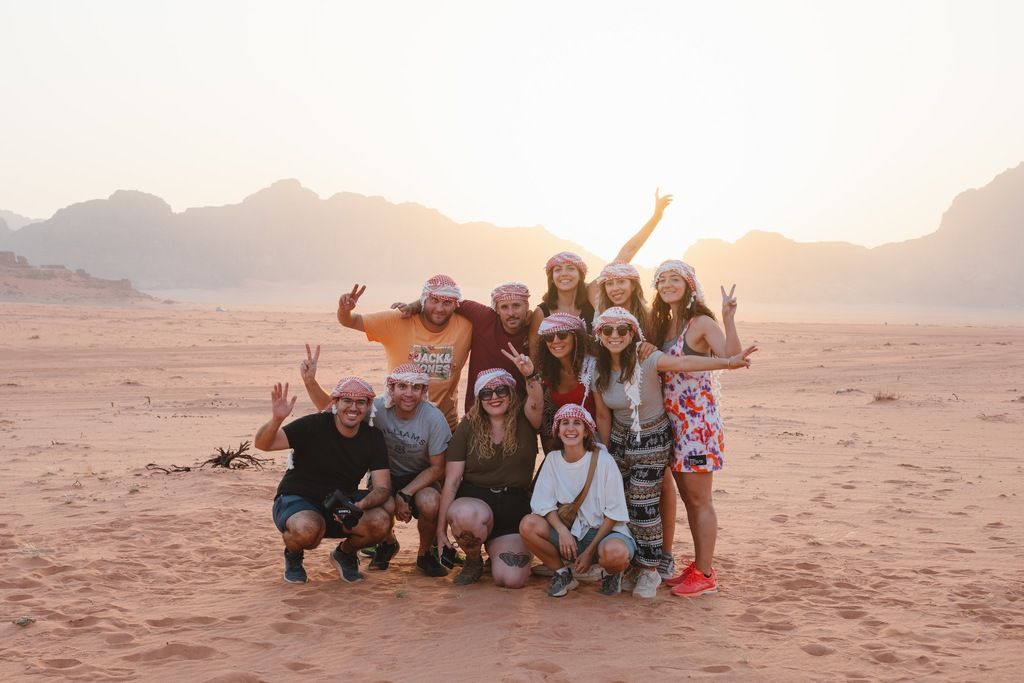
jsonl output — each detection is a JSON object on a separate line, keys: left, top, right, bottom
{"left": 300, "top": 349, "right": 452, "bottom": 577}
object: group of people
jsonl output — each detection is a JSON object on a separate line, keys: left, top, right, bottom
{"left": 255, "top": 191, "right": 757, "bottom": 599}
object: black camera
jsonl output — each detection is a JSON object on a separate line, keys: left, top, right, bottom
{"left": 433, "top": 542, "right": 457, "bottom": 570}
{"left": 323, "top": 489, "right": 364, "bottom": 529}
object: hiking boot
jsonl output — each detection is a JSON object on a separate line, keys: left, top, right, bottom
{"left": 664, "top": 561, "right": 697, "bottom": 587}
{"left": 330, "top": 546, "right": 364, "bottom": 583}
{"left": 368, "top": 539, "right": 399, "bottom": 571}
{"left": 671, "top": 567, "right": 718, "bottom": 597}
{"left": 283, "top": 549, "right": 307, "bottom": 584}
{"left": 599, "top": 570, "right": 622, "bottom": 596}
{"left": 657, "top": 552, "right": 676, "bottom": 581}
{"left": 416, "top": 553, "right": 449, "bottom": 578}
{"left": 632, "top": 568, "right": 661, "bottom": 599}
{"left": 547, "top": 569, "right": 579, "bottom": 598}
{"left": 453, "top": 553, "right": 484, "bottom": 585}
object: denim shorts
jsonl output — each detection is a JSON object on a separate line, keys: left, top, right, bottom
{"left": 547, "top": 526, "right": 636, "bottom": 560}
{"left": 272, "top": 490, "right": 369, "bottom": 538}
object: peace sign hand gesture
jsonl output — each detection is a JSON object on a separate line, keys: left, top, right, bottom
{"left": 721, "top": 284, "right": 738, "bottom": 321}
{"left": 299, "top": 343, "right": 320, "bottom": 383}
{"left": 500, "top": 342, "right": 535, "bottom": 378}
{"left": 726, "top": 345, "right": 758, "bottom": 369}
{"left": 338, "top": 284, "right": 366, "bottom": 314}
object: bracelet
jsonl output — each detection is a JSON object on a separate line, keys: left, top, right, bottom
{"left": 526, "top": 371, "right": 541, "bottom": 382}
{"left": 397, "top": 490, "right": 413, "bottom": 504}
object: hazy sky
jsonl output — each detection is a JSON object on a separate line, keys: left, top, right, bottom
{"left": 2, "top": 1, "right": 1022, "bottom": 264}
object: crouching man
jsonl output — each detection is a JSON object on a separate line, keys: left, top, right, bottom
{"left": 302, "top": 349, "right": 451, "bottom": 576}
{"left": 254, "top": 378, "right": 392, "bottom": 584}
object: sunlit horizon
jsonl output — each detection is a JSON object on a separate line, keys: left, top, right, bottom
{"left": 2, "top": 1, "right": 1023, "bottom": 265}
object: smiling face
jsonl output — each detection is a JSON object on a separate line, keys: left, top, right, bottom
{"left": 542, "top": 329, "right": 576, "bottom": 360}
{"left": 334, "top": 397, "right": 370, "bottom": 430}
{"left": 495, "top": 299, "right": 529, "bottom": 334}
{"left": 479, "top": 387, "right": 511, "bottom": 417}
{"left": 388, "top": 381, "right": 426, "bottom": 415}
{"left": 655, "top": 272, "right": 689, "bottom": 305}
{"left": 550, "top": 263, "right": 581, "bottom": 292}
{"left": 604, "top": 278, "right": 634, "bottom": 307}
{"left": 557, "top": 416, "right": 588, "bottom": 448}
{"left": 422, "top": 295, "right": 458, "bottom": 327}
{"left": 598, "top": 323, "right": 635, "bottom": 354}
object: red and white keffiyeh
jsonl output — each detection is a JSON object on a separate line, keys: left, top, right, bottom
{"left": 544, "top": 251, "right": 588, "bottom": 278}
{"left": 652, "top": 259, "right": 705, "bottom": 306}
{"left": 552, "top": 403, "right": 597, "bottom": 438}
{"left": 420, "top": 274, "right": 463, "bottom": 305}
{"left": 490, "top": 281, "right": 530, "bottom": 306}
{"left": 329, "top": 376, "right": 377, "bottom": 425}
{"left": 473, "top": 368, "right": 516, "bottom": 397}
{"left": 595, "top": 262, "right": 640, "bottom": 285}
{"left": 383, "top": 363, "right": 430, "bottom": 409}
{"left": 537, "top": 312, "right": 585, "bottom": 336}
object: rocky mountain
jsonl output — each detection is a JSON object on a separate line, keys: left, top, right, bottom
{"left": 0, "top": 209, "right": 40, "bottom": 232}
{"left": 0, "top": 252, "right": 157, "bottom": 304}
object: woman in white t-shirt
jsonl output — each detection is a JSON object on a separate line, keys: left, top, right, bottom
{"left": 520, "top": 404, "right": 636, "bottom": 598}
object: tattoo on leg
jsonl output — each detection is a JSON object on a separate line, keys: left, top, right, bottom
{"left": 499, "top": 552, "right": 530, "bottom": 568}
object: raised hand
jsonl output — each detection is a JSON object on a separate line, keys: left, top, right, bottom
{"left": 500, "top": 341, "right": 535, "bottom": 377}
{"left": 727, "top": 345, "right": 758, "bottom": 369}
{"left": 271, "top": 382, "right": 298, "bottom": 419}
{"left": 721, "top": 284, "right": 738, "bottom": 320}
{"left": 654, "top": 187, "right": 674, "bottom": 215}
{"left": 299, "top": 343, "right": 320, "bottom": 383}
{"left": 390, "top": 300, "right": 419, "bottom": 319}
{"left": 337, "top": 284, "right": 366, "bottom": 314}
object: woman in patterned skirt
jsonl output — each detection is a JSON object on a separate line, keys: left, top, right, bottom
{"left": 649, "top": 260, "right": 744, "bottom": 597}
{"left": 590, "top": 306, "right": 755, "bottom": 598}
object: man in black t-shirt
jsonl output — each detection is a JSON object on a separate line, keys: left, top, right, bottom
{"left": 254, "top": 377, "right": 392, "bottom": 584}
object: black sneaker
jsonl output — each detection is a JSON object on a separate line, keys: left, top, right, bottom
{"left": 416, "top": 553, "right": 449, "bottom": 577}
{"left": 283, "top": 549, "right": 307, "bottom": 584}
{"left": 547, "top": 569, "right": 578, "bottom": 598}
{"left": 330, "top": 546, "right": 364, "bottom": 583}
{"left": 599, "top": 570, "right": 622, "bottom": 596}
{"left": 368, "top": 540, "right": 399, "bottom": 571}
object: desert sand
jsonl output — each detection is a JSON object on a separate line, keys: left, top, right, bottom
{"left": 1, "top": 302, "right": 1022, "bottom": 682}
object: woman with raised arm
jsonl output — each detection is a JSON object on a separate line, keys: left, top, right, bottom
{"left": 520, "top": 404, "right": 636, "bottom": 598}
{"left": 527, "top": 189, "right": 673, "bottom": 358}
{"left": 435, "top": 345, "right": 544, "bottom": 588}
{"left": 649, "top": 260, "right": 742, "bottom": 597}
{"left": 590, "top": 307, "right": 755, "bottom": 598}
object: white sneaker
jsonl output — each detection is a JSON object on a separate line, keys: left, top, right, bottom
{"left": 632, "top": 569, "right": 661, "bottom": 599}
{"left": 621, "top": 566, "right": 638, "bottom": 591}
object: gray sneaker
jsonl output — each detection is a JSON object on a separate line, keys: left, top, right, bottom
{"left": 283, "top": 549, "right": 307, "bottom": 584}
{"left": 657, "top": 553, "right": 676, "bottom": 581}
{"left": 599, "top": 570, "right": 622, "bottom": 596}
{"left": 633, "top": 568, "right": 661, "bottom": 598}
{"left": 330, "top": 546, "right": 364, "bottom": 583}
{"left": 547, "top": 569, "right": 579, "bottom": 598}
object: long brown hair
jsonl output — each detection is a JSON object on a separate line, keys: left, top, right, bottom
{"left": 598, "top": 282, "right": 650, "bottom": 335}
{"left": 465, "top": 389, "right": 523, "bottom": 461}
{"left": 649, "top": 283, "right": 717, "bottom": 348}
{"left": 594, "top": 337, "right": 638, "bottom": 392}
{"left": 535, "top": 328, "right": 591, "bottom": 389}
{"left": 542, "top": 270, "right": 590, "bottom": 312}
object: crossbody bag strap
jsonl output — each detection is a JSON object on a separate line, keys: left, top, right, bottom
{"left": 567, "top": 449, "right": 600, "bottom": 515}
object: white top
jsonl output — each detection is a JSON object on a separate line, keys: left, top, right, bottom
{"left": 530, "top": 447, "right": 632, "bottom": 539}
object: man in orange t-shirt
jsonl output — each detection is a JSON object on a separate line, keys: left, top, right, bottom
{"left": 337, "top": 275, "right": 472, "bottom": 430}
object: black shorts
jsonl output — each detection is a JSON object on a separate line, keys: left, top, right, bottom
{"left": 388, "top": 472, "right": 441, "bottom": 520}
{"left": 456, "top": 482, "right": 531, "bottom": 542}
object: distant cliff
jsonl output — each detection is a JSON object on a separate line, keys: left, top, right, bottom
{"left": 0, "top": 252, "right": 157, "bottom": 304}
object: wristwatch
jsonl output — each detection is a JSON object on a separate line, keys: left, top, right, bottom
{"left": 398, "top": 490, "right": 413, "bottom": 504}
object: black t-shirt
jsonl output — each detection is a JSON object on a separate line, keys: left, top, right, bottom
{"left": 275, "top": 412, "right": 389, "bottom": 501}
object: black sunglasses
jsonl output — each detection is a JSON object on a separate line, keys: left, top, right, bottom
{"left": 540, "top": 331, "right": 572, "bottom": 342}
{"left": 599, "top": 324, "right": 632, "bottom": 337}
{"left": 478, "top": 385, "right": 512, "bottom": 401}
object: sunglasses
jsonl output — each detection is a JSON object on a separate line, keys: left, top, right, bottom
{"left": 478, "top": 385, "right": 512, "bottom": 401}
{"left": 599, "top": 324, "right": 633, "bottom": 337}
{"left": 540, "top": 331, "right": 572, "bottom": 343}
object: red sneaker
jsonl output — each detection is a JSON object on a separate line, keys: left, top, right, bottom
{"left": 663, "top": 561, "right": 696, "bottom": 587}
{"left": 670, "top": 567, "right": 718, "bottom": 597}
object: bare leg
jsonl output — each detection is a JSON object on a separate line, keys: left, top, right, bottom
{"left": 674, "top": 471, "right": 717, "bottom": 574}
{"left": 660, "top": 468, "right": 678, "bottom": 554}
{"left": 413, "top": 488, "right": 441, "bottom": 557}
{"left": 283, "top": 510, "right": 326, "bottom": 553}
{"left": 519, "top": 514, "right": 562, "bottom": 570}
{"left": 448, "top": 498, "right": 493, "bottom": 558}
{"left": 597, "top": 538, "right": 631, "bottom": 574}
{"left": 340, "top": 507, "right": 392, "bottom": 552}
{"left": 487, "top": 534, "right": 532, "bottom": 589}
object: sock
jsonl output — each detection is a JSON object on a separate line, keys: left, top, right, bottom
{"left": 555, "top": 567, "right": 570, "bottom": 576}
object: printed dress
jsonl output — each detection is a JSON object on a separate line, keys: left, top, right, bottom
{"left": 661, "top": 321, "right": 725, "bottom": 473}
